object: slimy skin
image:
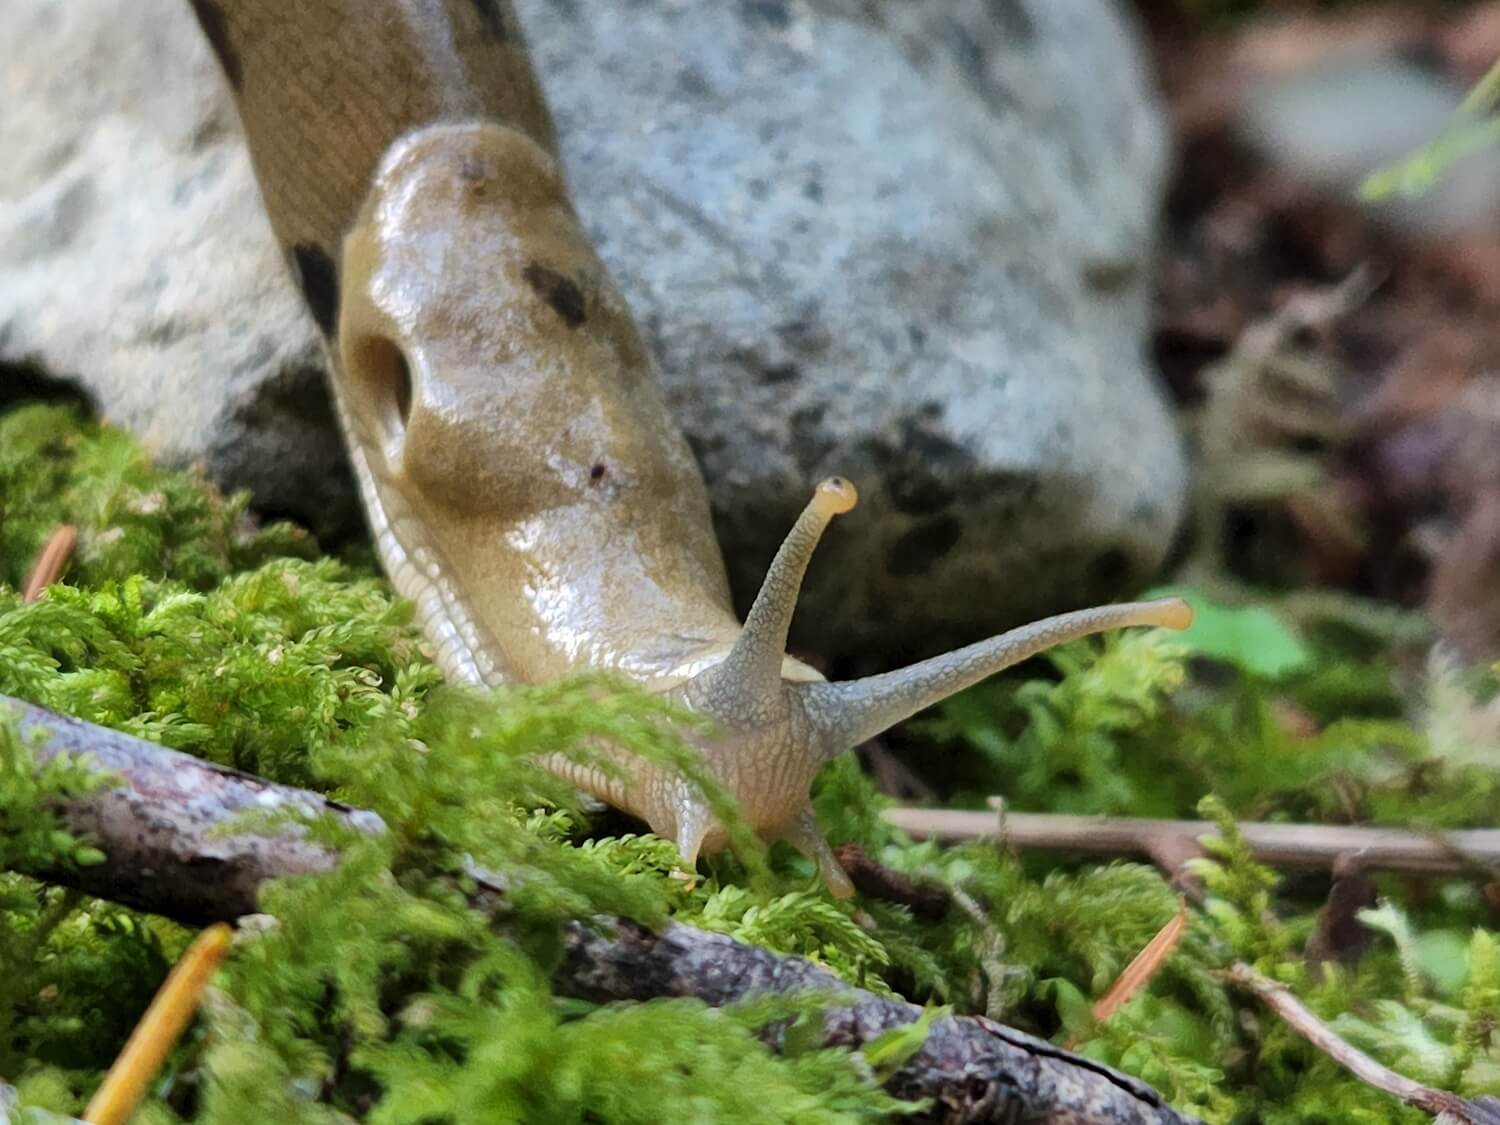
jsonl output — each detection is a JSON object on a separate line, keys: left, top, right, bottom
{"left": 187, "top": 0, "right": 1192, "bottom": 897}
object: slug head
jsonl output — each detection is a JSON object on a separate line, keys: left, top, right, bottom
{"left": 335, "top": 122, "right": 736, "bottom": 685}
{"left": 666, "top": 478, "right": 1193, "bottom": 898}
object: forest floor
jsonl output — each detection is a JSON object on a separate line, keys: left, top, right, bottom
{"left": 4, "top": 2, "right": 1500, "bottom": 1123}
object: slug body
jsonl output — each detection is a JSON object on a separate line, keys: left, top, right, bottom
{"left": 187, "top": 0, "right": 1191, "bottom": 896}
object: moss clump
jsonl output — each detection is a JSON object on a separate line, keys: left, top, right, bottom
{"left": 3, "top": 400, "right": 1500, "bottom": 1122}
{"left": 0, "top": 404, "right": 316, "bottom": 594}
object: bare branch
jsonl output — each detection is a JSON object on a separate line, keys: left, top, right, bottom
{"left": 564, "top": 918, "right": 1203, "bottom": 1124}
{"left": 1225, "top": 963, "right": 1500, "bottom": 1124}
{"left": 6, "top": 693, "right": 1202, "bottom": 1124}
{"left": 84, "top": 925, "right": 233, "bottom": 1125}
{"left": 7, "top": 694, "right": 383, "bottom": 924}
{"left": 884, "top": 807, "right": 1500, "bottom": 877}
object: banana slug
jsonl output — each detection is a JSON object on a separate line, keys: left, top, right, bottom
{"left": 185, "top": 0, "right": 1191, "bottom": 896}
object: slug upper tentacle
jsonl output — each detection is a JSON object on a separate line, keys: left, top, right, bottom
{"left": 186, "top": 0, "right": 1193, "bottom": 899}
{"left": 662, "top": 479, "right": 1191, "bottom": 894}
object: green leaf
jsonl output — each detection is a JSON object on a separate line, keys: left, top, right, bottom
{"left": 1043, "top": 978, "right": 1096, "bottom": 1040}
{"left": 1145, "top": 589, "right": 1312, "bottom": 679}
{"left": 859, "top": 1004, "right": 946, "bottom": 1077}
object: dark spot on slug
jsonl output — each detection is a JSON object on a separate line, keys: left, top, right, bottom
{"left": 469, "top": 0, "right": 511, "bottom": 40}
{"left": 523, "top": 263, "right": 586, "bottom": 329}
{"left": 590, "top": 461, "right": 608, "bottom": 482}
{"left": 188, "top": 0, "right": 242, "bottom": 90}
{"left": 188, "top": 106, "right": 232, "bottom": 151}
{"left": 676, "top": 67, "right": 715, "bottom": 100}
{"left": 142, "top": 317, "right": 186, "bottom": 347}
{"left": 458, "top": 154, "right": 499, "bottom": 199}
{"left": 290, "top": 244, "right": 340, "bottom": 337}
{"left": 938, "top": 12, "right": 1027, "bottom": 115}
{"left": 886, "top": 516, "right": 963, "bottom": 578}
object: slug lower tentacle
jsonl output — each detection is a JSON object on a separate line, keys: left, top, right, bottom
{"left": 185, "top": 0, "right": 1192, "bottom": 898}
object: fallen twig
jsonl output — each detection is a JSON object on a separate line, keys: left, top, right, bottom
{"left": 21, "top": 525, "right": 77, "bottom": 602}
{"left": 4, "top": 694, "right": 384, "bottom": 923}
{"left": 4, "top": 693, "right": 1202, "bottom": 1125}
{"left": 832, "top": 842, "right": 950, "bottom": 921}
{"left": 883, "top": 807, "right": 1500, "bottom": 876}
{"left": 1225, "top": 963, "right": 1500, "bottom": 1124}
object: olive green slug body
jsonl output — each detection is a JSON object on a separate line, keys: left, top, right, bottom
{"left": 186, "top": 0, "right": 1190, "bottom": 896}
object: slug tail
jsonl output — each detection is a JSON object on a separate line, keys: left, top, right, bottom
{"left": 798, "top": 597, "right": 1193, "bottom": 758}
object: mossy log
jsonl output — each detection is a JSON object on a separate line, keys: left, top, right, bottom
{"left": 8, "top": 693, "right": 1201, "bottom": 1125}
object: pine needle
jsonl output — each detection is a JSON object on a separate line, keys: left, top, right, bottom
{"left": 1091, "top": 898, "right": 1190, "bottom": 1026}
{"left": 21, "top": 525, "right": 77, "bottom": 603}
{"left": 83, "top": 924, "right": 233, "bottom": 1125}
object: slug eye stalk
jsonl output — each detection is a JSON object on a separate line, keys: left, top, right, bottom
{"left": 724, "top": 477, "right": 1191, "bottom": 754}
{"left": 797, "top": 596, "right": 1193, "bottom": 759}
{"left": 695, "top": 477, "right": 858, "bottom": 710}
{"left": 700, "top": 473, "right": 1192, "bottom": 767}
{"left": 659, "top": 478, "right": 1191, "bottom": 899}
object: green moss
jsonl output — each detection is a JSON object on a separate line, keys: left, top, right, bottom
{"left": 3, "top": 400, "right": 1500, "bottom": 1122}
{"left": 0, "top": 404, "right": 316, "bottom": 594}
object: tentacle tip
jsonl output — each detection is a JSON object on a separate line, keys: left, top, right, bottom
{"left": 1148, "top": 596, "right": 1194, "bottom": 631}
{"left": 814, "top": 476, "right": 858, "bottom": 516}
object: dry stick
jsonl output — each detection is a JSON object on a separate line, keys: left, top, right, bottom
{"left": 1225, "top": 963, "right": 1500, "bottom": 1124}
{"left": 4, "top": 694, "right": 1202, "bottom": 1125}
{"left": 21, "top": 525, "right": 77, "bottom": 603}
{"left": 883, "top": 807, "right": 1500, "bottom": 876}
{"left": 4, "top": 694, "right": 385, "bottom": 923}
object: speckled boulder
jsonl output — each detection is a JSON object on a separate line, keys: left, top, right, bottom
{"left": 0, "top": 0, "right": 1185, "bottom": 659}
{"left": 0, "top": 0, "right": 356, "bottom": 531}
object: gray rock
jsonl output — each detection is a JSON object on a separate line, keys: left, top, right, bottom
{"left": 0, "top": 0, "right": 359, "bottom": 532}
{"left": 0, "top": 0, "right": 1185, "bottom": 658}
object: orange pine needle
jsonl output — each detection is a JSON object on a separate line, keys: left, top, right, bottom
{"left": 1090, "top": 899, "right": 1190, "bottom": 1026}
{"left": 83, "top": 923, "right": 233, "bottom": 1125}
{"left": 21, "top": 525, "right": 77, "bottom": 603}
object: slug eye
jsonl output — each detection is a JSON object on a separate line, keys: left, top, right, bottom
{"left": 347, "top": 335, "right": 414, "bottom": 466}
